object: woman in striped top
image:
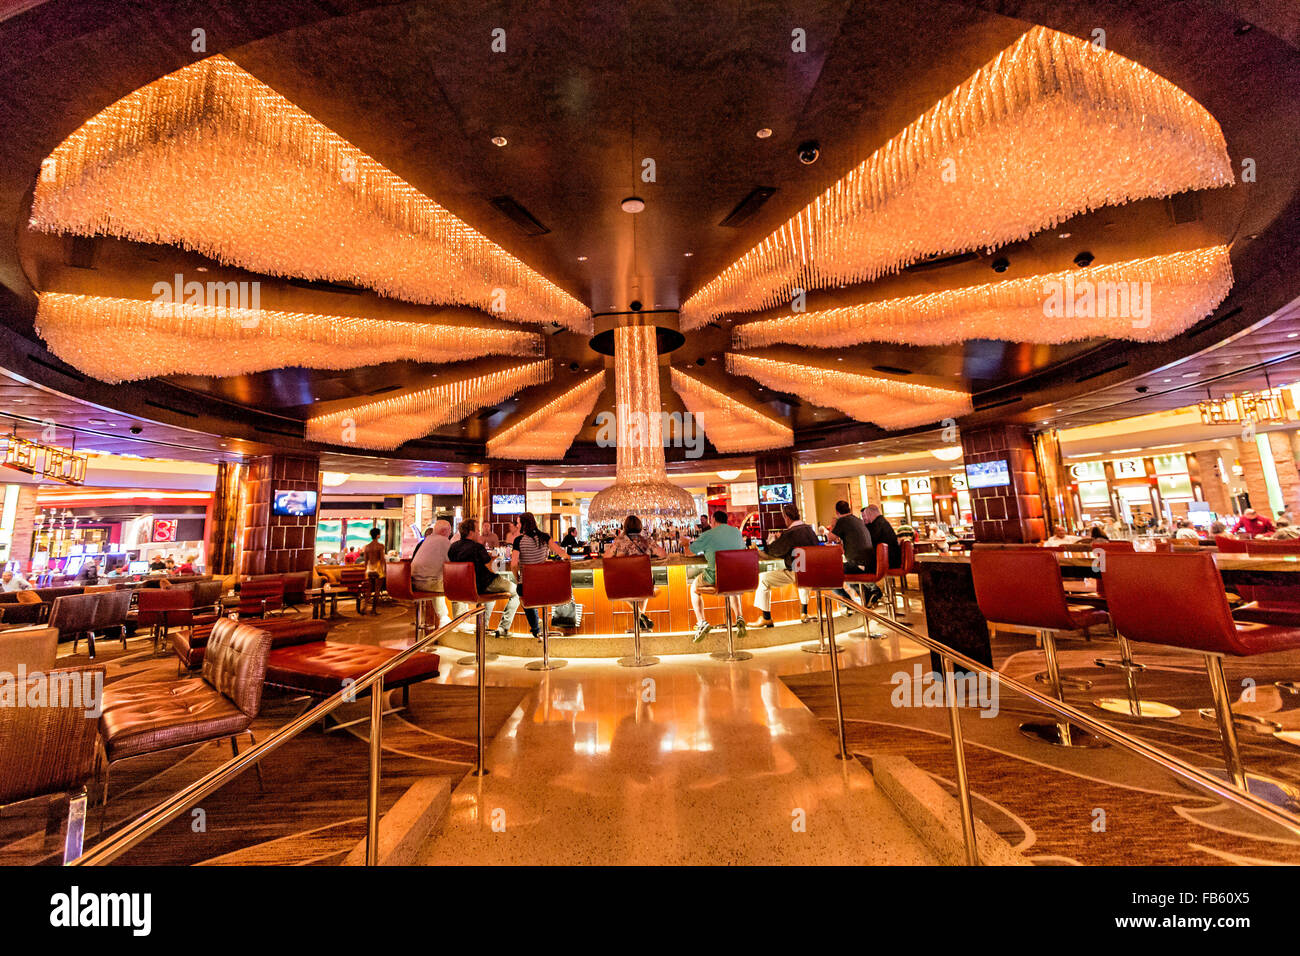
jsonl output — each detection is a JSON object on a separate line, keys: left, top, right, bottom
{"left": 509, "top": 511, "right": 569, "bottom": 638}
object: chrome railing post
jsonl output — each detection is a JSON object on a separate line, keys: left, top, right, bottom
{"left": 821, "top": 589, "right": 850, "bottom": 760}
{"left": 474, "top": 605, "right": 488, "bottom": 777}
{"left": 941, "top": 654, "right": 979, "bottom": 866}
{"left": 366, "top": 682, "right": 383, "bottom": 865}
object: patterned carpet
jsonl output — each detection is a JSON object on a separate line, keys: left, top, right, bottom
{"left": 0, "top": 604, "right": 529, "bottom": 866}
{"left": 782, "top": 628, "right": 1300, "bottom": 865}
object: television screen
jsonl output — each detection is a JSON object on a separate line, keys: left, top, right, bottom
{"left": 128, "top": 560, "right": 149, "bottom": 574}
{"left": 966, "top": 459, "right": 1011, "bottom": 490}
{"left": 758, "top": 482, "right": 794, "bottom": 505}
{"left": 492, "top": 493, "right": 526, "bottom": 515}
{"left": 272, "top": 489, "right": 318, "bottom": 516}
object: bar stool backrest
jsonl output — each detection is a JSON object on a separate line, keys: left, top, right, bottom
{"left": 1215, "top": 534, "right": 1250, "bottom": 553}
{"left": 1244, "top": 538, "right": 1300, "bottom": 555}
{"left": 971, "top": 548, "right": 1078, "bottom": 631}
{"left": 1088, "top": 539, "right": 1133, "bottom": 599}
{"left": 891, "top": 538, "right": 915, "bottom": 575}
{"left": 136, "top": 587, "right": 192, "bottom": 627}
{"left": 521, "top": 560, "right": 573, "bottom": 609}
{"left": 385, "top": 559, "right": 417, "bottom": 601}
{"left": 714, "top": 549, "right": 760, "bottom": 595}
{"left": 794, "top": 544, "right": 844, "bottom": 590}
{"left": 603, "top": 555, "right": 654, "bottom": 601}
{"left": 442, "top": 562, "right": 482, "bottom": 603}
{"left": 1102, "top": 551, "right": 1242, "bottom": 654}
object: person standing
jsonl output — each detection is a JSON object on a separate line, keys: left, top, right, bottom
{"left": 362, "top": 527, "right": 386, "bottom": 614}
{"left": 510, "top": 512, "right": 569, "bottom": 639}
{"left": 1232, "top": 508, "right": 1276, "bottom": 537}
{"left": 683, "top": 510, "right": 745, "bottom": 643}
{"left": 825, "top": 499, "right": 881, "bottom": 609}
{"left": 749, "top": 503, "right": 818, "bottom": 628}
{"left": 448, "top": 518, "right": 521, "bottom": 639}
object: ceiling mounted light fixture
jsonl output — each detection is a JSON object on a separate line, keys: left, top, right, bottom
{"left": 755, "top": 128, "right": 773, "bottom": 139}
{"left": 30, "top": 56, "right": 591, "bottom": 332}
{"left": 620, "top": 196, "right": 646, "bottom": 213}
{"left": 669, "top": 368, "right": 793, "bottom": 452}
{"left": 716, "top": 470, "right": 743, "bottom": 481}
{"left": 681, "top": 26, "right": 1232, "bottom": 329}
{"left": 486, "top": 371, "right": 606, "bottom": 460}
{"left": 931, "top": 446, "right": 964, "bottom": 462}
{"left": 539, "top": 477, "right": 565, "bottom": 488}
{"left": 491, "top": 136, "right": 508, "bottom": 147}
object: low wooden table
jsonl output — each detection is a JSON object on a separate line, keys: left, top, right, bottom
{"left": 306, "top": 585, "right": 348, "bottom": 619}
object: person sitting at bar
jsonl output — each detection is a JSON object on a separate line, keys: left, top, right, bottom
{"left": 862, "top": 504, "right": 902, "bottom": 569}
{"left": 1, "top": 569, "right": 31, "bottom": 592}
{"left": 824, "top": 499, "right": 881, "bottom": 611}
{"left": 411, "top": 518, "right": 453, "bottom": 626}
{"left": 448, "top": 518, "right": 521, "bottom": 639}
{"left": 148, "top": 555, "right": 167, "bottom": 572}
{"left": 510, "top": 511, "right": 569, "bottom": 639}
{"left": 604, "top": 514, "right": 665, "bottom": 632}
{"left": 749, "top": 503, "right": 818, "bottom": 628}
{"left": 75, "top": 557, "right": 99, "bottom": 585}
{"left": 1174, "top": 518, "right": 1200, "bottom": 541}
{"left": 1232, "top": 507, "right": 1276, "bottom": 538}
{"left": 683, "top": 509, "right": 745, "bottom": 643}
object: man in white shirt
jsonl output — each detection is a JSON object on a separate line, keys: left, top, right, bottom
{"left": 1, "top": 569, "right": 31, "bottom": 592}
{"left": 410, "top": 519, "right": 452, "bottom": 625}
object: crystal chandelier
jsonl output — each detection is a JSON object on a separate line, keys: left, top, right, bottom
{"left": 35, "top": 292, "right": 543, "bottom": 382}
{"left": 305, "top": 360, "right": 552, "bottom": 450}
{"left": 727, "top": 354, "right": 972, "bottom": 430}
{"left": 732, "top": 247, "right": 1232, "bottom": 349}
{"left": 587, "top": 325, "right": 697, "bottom": 528}
{"left": 30, "top": 55, "right": 591, "bottom": 333}
{"left": 487, "top": 371, "right": 607, "bottom": 459}
{"left": 668, "top": 368, "right": 792, "bottom": 452}
{"left": 682, "top": 26, "right": 1232, "bottom": 328}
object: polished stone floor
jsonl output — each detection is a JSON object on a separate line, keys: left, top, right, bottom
{"left": 414, "top": 616, "right": 939, "bottom": 865}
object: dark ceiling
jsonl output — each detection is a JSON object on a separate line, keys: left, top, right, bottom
{"left": 1, "top": 0, "right": 1300, "bottom": 468}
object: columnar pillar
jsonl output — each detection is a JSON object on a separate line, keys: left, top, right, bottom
{"left": 485, "top": 463, "right": 527, "bottom": 542}
{"left": 1033, "top": 429, "right": 1079, "bottom": 536}
{"left": 754, "top": 451, "right": 799, "bottom": 539}
{"left": 959, "top": 423, "right": 1046, "bottom": 543}
{"left": 5, "top": 484, "right": 39, "bottom": 568}
{"left": 207, "top": 460, "right": 244, "bottom": 577}
{"left": 238, "top": 453, "right": 321, "bottom": 576}
{"left": 1192, "top": 450, "right": 1232, "bottom": 516}
{"left": 1266, "top": 430, "right": 1300, "bottom": 514}
{"left": 462, "top": 472, "right": 484, "bottom": 528}
{"left": 1234, "top": 436, "right": 1276, "bottom": 515}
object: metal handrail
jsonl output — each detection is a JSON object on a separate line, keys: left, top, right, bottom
{"left": 819, "top": 589, "right": 1300, "bottom": 864}
{"left": 71, "top": 605, "right": 486, "bottom": 866}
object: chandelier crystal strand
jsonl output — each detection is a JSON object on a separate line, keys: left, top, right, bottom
{"left": 487, "top": 371, "right": 606, "bottom": 459}
{"left": 34, "top": 292, "right": 543, "bottom": 382}
{"left": 305, "top": 360, "right": 553, "bottom": 450}
{"left": 733, "top": 247, "right": 1233, "bottom": 349}
{"left": 30, "top": 56, "right": 591, "bottom": 333}
{"left": 681, "top": 26, "right": 1232, "bottom": 329}
{"left": 727, "top": 354, "right": 973, "bottom": 431}
{"left": 668, "top": 368, "right": 792, "bottom": 452}
{"left": 587, "top": 325, "right": 697, "bottom": 528}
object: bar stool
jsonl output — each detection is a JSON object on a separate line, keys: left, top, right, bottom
{"left": 694, "top": 549, "right": 758, "bottom": 662}
{"left": 795, "top": 544, "right": 850, "bottom": 758}
{"left": 520, "top": 561, "right": 571, "bottom": 672}
{"left": 843, "top": 542, "right": 890, "bottom": 639}
{"left": 971, "top": 548, "right": 1109, "bottom": 748}
{"left": 442, "top": 562, "right": 494, "bottom": 776}
{"left": 136, "top": 588, "right": 193, "bottom": 656}
{"left": 884, "top": 539, "right": 916, "bottom": 622}
{"left": 1103, "top": 550, "right": 1300, "bottom": 810}
{"left": 384, "top": 559, "right": 443, "bottom": 646}
{"left": 603, "top": 555, "right": 659, "bottom": 668}
{"left": 1088, "top": 541, "right": 1180, "bottom": 719}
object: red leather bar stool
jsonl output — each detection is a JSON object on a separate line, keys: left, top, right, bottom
{"left": 520, "top": 561, "right": 571, "bottom": 672}
{"left": 971, "top": 548, "right": 1109, "bottom": 748}
{"left": 694, "top": 549, "right": 759, "bottom": 662}
{"left": 603, "top": 555, "right": 659, "bottom": 668}
{"left": 1103, "top": 550, "right": 1300, "bottom": 810}
{"left": 843, "top": 542, "right": 890, "bottom": 639}
{"left": 442, "top": 562, "right": 495, "bottom": 776}
{"left": 795, "top": 544, "right": 850, "bottom": 758}
{"left": 884, "top": 539, "right": 916, "bottom": 622}
{"left": 385, "top": 560, "right": 443, "bottom": 647}
{"left": 1089, "top": 541, "right": 1180, "bottom": 719}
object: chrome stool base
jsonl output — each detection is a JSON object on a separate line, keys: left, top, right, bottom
{"left": 1035, "top": 671, "right": 1093, "bottom": 691}
{"left": 1191, "top": 768, "right": 1300, "bottom": 813}
{"left": 1019, "top": 721, "right": 1107, "bottom": 748}
{"left": 457, "top": 652, "right": 500, "bottom": 666}
{"left": 617, "top": 655, "right": 659, "bottom": 668}
{"left": 711, "top": 649, "right": 753, "bottom": 662}
{"left": 525, "top": 658, "right": 567, "bottom": 671}
{"left": 801, "top": 641, "right": 844, "bottom": 655}
{"left": 1094, "top": 697, "right": 1181, "bottom": 719}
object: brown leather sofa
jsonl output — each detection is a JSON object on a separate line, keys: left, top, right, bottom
{"left": 98, "top": 619, "right": 273, "bottom": 809}
{"left": 173, "top": 615, "right": 331, "bottom": 671}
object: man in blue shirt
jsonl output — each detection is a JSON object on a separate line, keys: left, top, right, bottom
{"left": 685, "top": 510, "right": 745, "bottom": 643}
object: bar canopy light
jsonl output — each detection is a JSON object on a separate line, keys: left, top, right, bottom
{"left": 487, "top": 372, "right": 607, "bottom": 460}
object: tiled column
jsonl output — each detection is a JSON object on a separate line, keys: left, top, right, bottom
{"left": 1266, "top": 430, "right": 1300, "bottom": 514}
{"left": 238, "top": 454, "right": 321, "bottom": 576}
{"left": 755, "top": 451, "right": 798, "bottom": 538}
{"left": 7, "top": 484, "right": 39, "bottom": 567}
{"left": 462, "top": 473, "right": 484, "bottom": 528}
{"left": 485, "top": 464, "right": 526, "bottom": 542}
{"left": 1234, "top": 436, "right": 1275, "bottom": 515}
{"left": 959, "top": 423, "right": 1046, "bottom": 543}
{"left": 1192, "top": 450, "right": 1232, "bottom": 516}
{"left": 207, "top": 460, "right": 244, "bottom": 576}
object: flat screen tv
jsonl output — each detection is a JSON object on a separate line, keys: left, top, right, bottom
{"left": 965, "top": 459, "right": 1011, "bottom": 490}
{"left": 758, "top": 482, "right": 794, "bottom": 505}
{"left": 492, "top": 493, "right": 526, "bottom": 515}
{"left": 272, "top": 489, "right": 318, "bottom": 516}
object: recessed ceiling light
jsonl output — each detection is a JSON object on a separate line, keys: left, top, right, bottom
{"left": 1162, "top": 378, "right": 1173, "bottom": 383}
{"left": 683, "top": 252, "right": 693, "bottom": 257}
{"left": 620, "top": 196, "right": 645, "bottom": 213}
{"left": 1289, "top": 333, "right": 1299, "bottom": 339}
{"left": 87, "top": 418, "right": 106, "bottom": 424}
{"left": 1181, "top": 371, "right": 1199, "bottom": 378}
{"left": 491, "top": 136, "right": 508, "bottom": 147}
{"left": 755, "top": 128, "right": 773, "bottom": 139}
{"left": 577, "top": 256, "right": 588, "bottom": 261}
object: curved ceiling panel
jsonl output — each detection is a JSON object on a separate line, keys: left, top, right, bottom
{"left": 681, "top": 25, "right": 1233, "bottom": 329}
{"left": 669, "top": 368, "right": 793, "bottom": 453}
{"left": 487, "top": 371, "right": 607, "bottom": 460}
